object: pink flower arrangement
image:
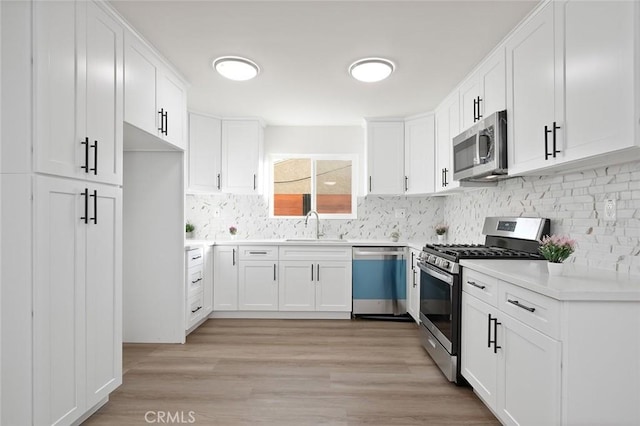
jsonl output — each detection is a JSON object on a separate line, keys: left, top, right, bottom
{"left": 539, "top": 235, "right": 576, "bottom": 263}
{"left": 229, "top": 226, "right": 237, "bottom": 235}
{"left": 435, "top": 224, "right": 449, "bottom": 236}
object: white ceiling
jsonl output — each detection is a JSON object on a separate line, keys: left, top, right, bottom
{"left": 110, "top": 0, "right": 539, "bottom": 126}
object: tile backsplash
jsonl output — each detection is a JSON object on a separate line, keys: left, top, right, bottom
{"left": 443, "top": 160, "right": 640, "bottom": 274}
{"left": 186, "top": 194, "right": 445, "bottom": 242}
{"left": 187, "top": 160, "right": 640, "bottom": 274}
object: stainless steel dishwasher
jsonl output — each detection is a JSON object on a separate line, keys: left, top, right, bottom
{"left": 352, "top": 246, "right": 408, "bottom": 318}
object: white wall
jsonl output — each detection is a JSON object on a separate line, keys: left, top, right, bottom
{"left": 264, "top": 126, "right": 365, "bottom": 195}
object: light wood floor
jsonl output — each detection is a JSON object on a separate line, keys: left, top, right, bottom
{"left": 85, "top": 319, "right": 499, "bottom": 425}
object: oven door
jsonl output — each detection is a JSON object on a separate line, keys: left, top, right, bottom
{"left": 418, "top": 261, "right": 457, "bottom": 354}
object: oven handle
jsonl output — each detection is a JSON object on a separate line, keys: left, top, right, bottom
{"left": 417, "top": 261, "right": 453, "bottom": 286}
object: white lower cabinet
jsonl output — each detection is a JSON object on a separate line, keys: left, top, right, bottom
{"left": 202, "top": 245, "right": 214, "bottom": 315}
{"left": 406, "top": 249, "right": 420, "bottom": 323}
{"left": 185, "top": 247, "right": 205, "bottom": 330}
{"left": 34, "top": 175, "right": 122, "bottom": 425}
{"left": 279, "top": 261, "right": 316, "bottom": 311}
{"left": 239, "top": 260, "right": 279, "bottom": 311}
{"left": 213, "top": 246, "right": 239, "bottom": 311}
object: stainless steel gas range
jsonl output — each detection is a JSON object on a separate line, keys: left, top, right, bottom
{"left": 417, "top": 217, "right": 550, "bottom": 384}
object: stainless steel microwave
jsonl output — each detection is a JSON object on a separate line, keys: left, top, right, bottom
{"left": 452, "top": 110, "right": 507, "bottom": 181}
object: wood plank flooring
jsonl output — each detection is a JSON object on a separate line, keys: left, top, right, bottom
{"left": 85, "top": 319, "right": 499, "bottom": 425}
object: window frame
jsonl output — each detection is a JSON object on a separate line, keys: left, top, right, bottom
{"left": 269, "top": 153, "right": 358, "bottom": 220}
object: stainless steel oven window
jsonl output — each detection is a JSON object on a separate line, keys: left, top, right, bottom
{"left": 419, "top": 263, "right": 454, "bottom": 350}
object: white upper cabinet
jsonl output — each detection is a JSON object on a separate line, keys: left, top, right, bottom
{"left": 221, "top": 120, "right": 263, "bottom": 194}
{"left": 187, "top": 112, "right": 222, "bottom": 193}
{"left": 366, "top": 120, "right": 405, "bottom": 195}
{"left": 434, "top": 92, "right": 461, "bottom": 192}
{"left": 124, "top": 32, "right": 187, "bottom": 150}
{"left": 404, "top": 115, "right": 435, "bottom": 195}
{"left": 460, "top": 49, "right": 506, "bottom": 131}
{"left": 507, "top": 0, "right": 638, "bottom": 176}
{"left": 34, "top": 0, "right": 123, "bottom": 185}
{"left": 555, "top": 0, "right": 636, "bottom": 164}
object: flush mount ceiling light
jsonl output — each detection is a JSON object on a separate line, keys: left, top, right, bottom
{"left": 213, "top": 56, "right": 260, "bottom": 81}
{"left": 349, "top": 58, "right": 395, "bottom": 83}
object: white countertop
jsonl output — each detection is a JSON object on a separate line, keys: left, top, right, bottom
{"left": 460, "top": 259, "right": 640, "bottom": 301}
{"left": 185, "top": 239, "right": 426, "bottom": 251}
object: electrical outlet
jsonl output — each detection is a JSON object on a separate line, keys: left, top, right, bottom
{"left": 604, "top": 199, "right": 616, "bottom": 221}
{"left": 395, "top": 208, "right": 406, "bottom": 219}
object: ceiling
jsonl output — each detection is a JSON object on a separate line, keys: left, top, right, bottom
{"left": 110, "top": 0, "right": 539, "bottom": 126}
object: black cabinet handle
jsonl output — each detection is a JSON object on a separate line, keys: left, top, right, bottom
{"left": 191, "top": 278, "right": 202, "bottom": 284}
{"left": 90, "top": 190, "right": 97, "bottom": 224}
{"left": 544, "top": 125, "right": 552, "bottom": 160}
{"left": 552, "top": 122, "right": 561, "bottom": 158}
{"left": 476, "top": 96, "right": 483, "bottom": 120}
{"left": 273, "top": 264, "right": 277, "bottom": 281}
{"left": 158, "top": 108, "right": 164, "bottom": 132}
{"left": 493, "top": 317, "right": 501, "bottom": 353}
{"left": 413, "top": 270, "right": 417, "bottom": 288}
{"left": 191, "top": 255, "right": 202, "bottom": 260}
{"left": 90, "top": 140, "right": 98, "bottom": 175}
{"left": 217, "top": 173, "right": 221, "bottom": 190}
{"left": 369, "top": 176, "right": 372, "bottom": 192}
{"left": 443, "top": 168, "right": 448, "bottom": 187}
{"left": 81, "top": 188, "right": 89, "bottom": 224}
{"left": 253, "top": 174, "right": 257, "bottom": 190}
{"left": 487, "top": 313, "right": 493, "bottom": 348}
{"left": 81, "top": 137, "right": 89, "bottom": 173}
{"left": 507, "top": 299, "right": 536, "bottom": 312}
{"left": 467, "top": 281, "right": 486, "bottom": 290}
{"left": 473, "top": 98, "right": 478, "bottom": 122}
{"left": 232, "top": 248, "right": 236, "bottom": 266}
{"left": 191, "top": 306, "right": 202, "bottom": 314}
{"left": 249, "top": 251, "right": 268, "bottom": 255}
{"left": 317, "top": 264, "right": 320, "bottom": 281}
{"left": 404, "top": 176, "right": 408, "bottom": 191}
{"left": 164, "top": 110, "right": 168, "bottom": 136}
{"left": 311, "top": 264, "right": 314, "bottom": 281}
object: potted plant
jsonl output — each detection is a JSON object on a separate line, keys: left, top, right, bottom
{"left": 229, "top": 225, "right": 238, "bottom": 240}
{"left": 390, "top": 230, "right": 400, "bottom": 242}
{"left": 539, "top": 235, "right": 576, "bottom": 276}
{"left": 185, "top": 222, "right": 195, "bottom": 239}
{"left": 435, "top": 224, "right": 448, "bottom": 243}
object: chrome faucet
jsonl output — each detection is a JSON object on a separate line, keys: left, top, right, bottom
{"left": 304, "top": 210, "right": 323, "bottom": 239}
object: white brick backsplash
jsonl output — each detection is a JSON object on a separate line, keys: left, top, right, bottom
{"left": 444, "top": 160, "right": 640, "bottom": 271}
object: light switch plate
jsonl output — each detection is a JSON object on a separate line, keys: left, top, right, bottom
{"left": 604, "top": 199, "right": 616, "bottom": 221}
{"left": 395, "top": 208, "right": 406, "bottom": 219}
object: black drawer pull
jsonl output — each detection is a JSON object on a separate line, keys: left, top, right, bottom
{"left": 467, "top": 281, "right": 486, "bottom": 290}
{"left": 90, "top": 140, "right": 98, "bottom": 175}
{"left": 249, "top": 251, "right": 268, "bottom": 255}
{"left": 508, "top": 299, "right": 536, "bottom": 312}
{"left": 191, "top": 278, "right": 202, "bottom": 284}
{"left": 191, "top": 306, "right": 202, "bottom": 314}
{"left": 191, "top": 255, "right": 202, "bottom": 260}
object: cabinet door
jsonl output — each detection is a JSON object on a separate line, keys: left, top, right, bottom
{"left": 124, "top": 35, "right": 157, "bottom": 136}
{"left": 558, "top": 0, "right": 635, "bottom": 163}
{"left": 279, "top": 261, "right": 315, "bottom": 311}
{"left": 34, "top": 176, "right": 87, "bottom": 426}
{"left": 315, "top": 261, "right": 352, "bottom": 312}
{"left": 203, "top": 245, "right": 214, "bottom": 315}
{"left": 85, "top": 1, "right": 123, "bottom": 186}
{"left": 404, "top": 115, "right": 435, "bottom": 195}
{"left": 33, "top": 0, "right": 83, "bottom": 180}
{"left": 497, "top": 313, "right": 561, "bottom": 426}
{"left": 221, "top": 120, "right": 262, "bottom": 194}
{"left": 461, "top": 292, "right": 498, "bottom": 409}
{"left": 460, "top": 78, "right": 480, "bottom": 130}
{"left": 434, "top": 93, "right": 460, "bottom": 192}
{"left": 213, "top": 246, "right": 239, "bottom": 310}
{"left": 478, "top": 49, "right": 506, "bottom": 119}
{"left": 238, "top": 261, "right": 279, "bottom": 311}
{"left": 188, "top": 113, "right": 222, "bottom": 193}
{"left": 157, "top": 70, "right": 186, "bottom": 149}
{"left": 366, "top": 121, "right": 404, "bottom": 195}
{"left": 85, "top": 184, "right": 122, "bottom": 408}
{"left": 506, "top": 3, "right": 561, "bottom": 175}
{"left": 407, "top": 250, "right": 420, "bottom": 323}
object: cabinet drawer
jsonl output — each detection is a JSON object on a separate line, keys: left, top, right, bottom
{"left": 498, "top": 281, "right": 560, "bottom": 339}
{"left": 279, "top": 245, "right": 352, "bottom": 261}
{"left": 186, "top": 292, "right": 205, "bottom": 329}
{"left": 186, "top": 247, "right": 204, "bottom": 268}
{"left": 462, "top": 268, "right": 499, "bottom": 307}
{"left": 238, "top": 245, "right": 278, "bottom": 261}
{"left": 187, "top": 266, "right": 204, "bottom": 297}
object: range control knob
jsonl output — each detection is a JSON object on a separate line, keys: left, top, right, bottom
{"left": 441, "top": 260, "right": 450, "bottom": 269}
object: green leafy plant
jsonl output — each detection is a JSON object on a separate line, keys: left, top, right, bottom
{"left": 539, "top": 235, "right": 576, "bottom": 263}
{"left": 185, "top": 222, "right": 195, "bottom": 233}
{"left": 435, "top": 224, "right": 448, "bottom": 235}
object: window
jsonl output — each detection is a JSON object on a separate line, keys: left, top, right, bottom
{"left": 271, "top": 155, "right": 357, "bottom": 219}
